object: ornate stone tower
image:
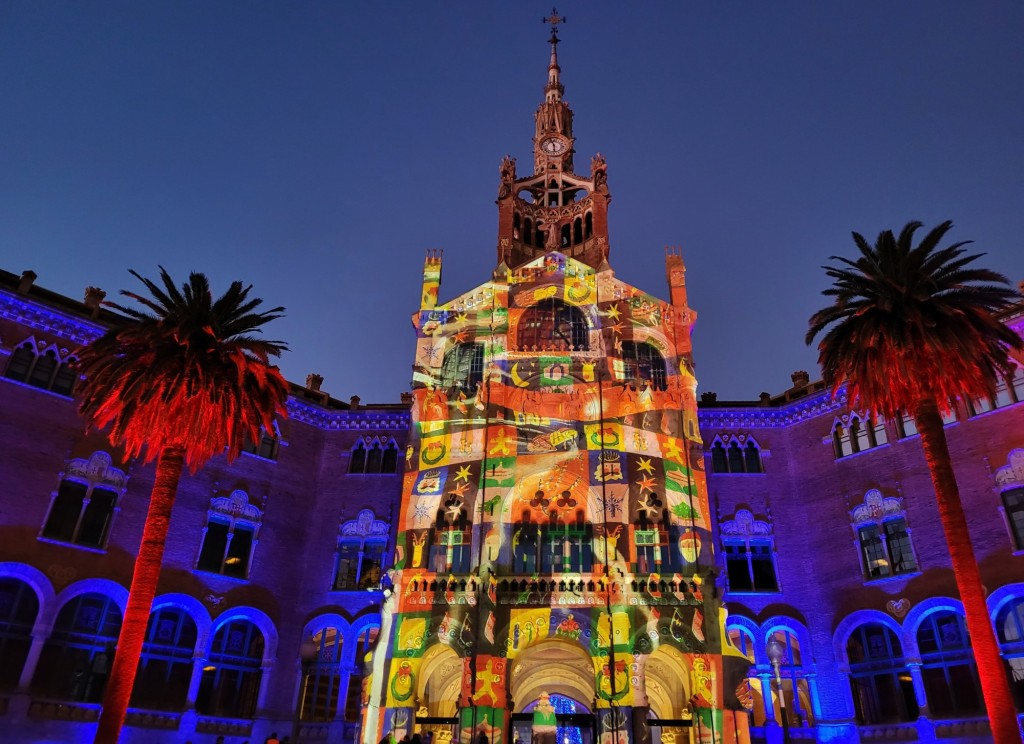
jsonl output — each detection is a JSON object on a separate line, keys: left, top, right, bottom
{"left": 363, "top": 13, "right": 750, "bottom": 744}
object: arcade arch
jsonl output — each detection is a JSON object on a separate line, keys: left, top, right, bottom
{"left": 509, "top": 638, "right": 594, "bottom": 713}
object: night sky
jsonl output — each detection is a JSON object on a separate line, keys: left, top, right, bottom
{"left": 2, "top": 2, "right": 1022, "bottom": 404}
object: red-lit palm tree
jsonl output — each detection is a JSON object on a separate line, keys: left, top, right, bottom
{"left": 807, "top": 221, "right": 1022, "bottom": 741}
{"left": 76, "top": 268, "right": 288, "bottom": 744}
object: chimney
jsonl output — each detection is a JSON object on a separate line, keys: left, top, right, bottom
{"left": 400, "top": 392, "right": 413, "bottom": 406}
{"left": 759, "top": 392, "right": 772, "bottom": 406}
{"left": 700, "top": 391, "right": 718, "bottom": 404}
{"left": 306, "top": 373, "right": 323, "bottom": 392}
{"left": 791, "top": 370, "right": 810, "bottom": 389}
{"left": 349, "top": 395, "right": 361, "bottom": 411}
{"left": 17, "top": 270, "right": 37, "bottom": 295}
{"left": 84, "top": 287, "right": 106, "bottom": 318}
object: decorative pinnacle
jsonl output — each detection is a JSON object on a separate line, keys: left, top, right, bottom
{"left": 543, "top": 8, "right": 566, "bottom": 37}
{"left": 542, "top": 8, "right": 566, "bottom": 100}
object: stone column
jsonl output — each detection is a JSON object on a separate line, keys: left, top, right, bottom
{"left": 17, "top": 635, "right": 46, "bottom": 690}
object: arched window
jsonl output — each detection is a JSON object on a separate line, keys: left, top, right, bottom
{"left": 517, "top": 299, "right": 588, "bottom": 351}
{"left": 996, "top": 451, "right": 1024, "bottom": 549}
{"left": 720, "top": 510, "right": 778, "bottom": 593}
{"left": 440, "top": 343, "right": 485, "bottom": 391}
{"left": 41, "top": 451, "right": 126, "bottom": 549}
{"left": 4, "top": 343, "right": 35, "bottom": 382}
{"left": 620, "top": 341, "right": 667, "bottom": 390}
{"left": 765, "top": 628, "right": 814, "bottom": 727}
{"left": 573, "top": 218, "right": 583, "bottom": 245}
{"left": 366, "top": 441, "right": 383, "bottom": 473}
{"left": 28, "top": 349, "right": 58, "bottom": 388}
{"left": 196, "top": 619, "right": 264, "bottom": 719}
{"left": 431, "top": 505, "right": 471, "bottom": 574}
{"left": 851, "top": 490, "right": 917, "bottom": 580}
{"left": 242, "top": 427, "right": 279, "bottom": 460}
{"left": 727, "top": 441, "right": 744, "bottom": 472}
{"left": 511, "top": 520, "right": 539, "bottom": 574}
{"left": 832, "top": 413, "right": 887, "bottom": 459}
{"left": 345, "top": 624, "right": 380, "bottom": 722}
{"left": 33, "top": 593, "right": 122, "bottom": 702}
{"left": 196, "top": 491, "right": 262, "bottom": 579}
{"left": 916, "top": 611, "right": 983, "bottom": 716}
{"left": 349, "top": 438, "right": 400, "bottom": 475}
{"left": 334, "top": 510, "right": 389, "bottom": 590}
{"left": 726, "top": 627, "right": 763, "bottom": 725}
{"left": 300, "top": 625, "right": 344, "bottom": 722}
{"left": 744, "top": 442, "right": 762, "bottom": 473}
{"left": 3, "top": 341, "right": 78, "bottom": 395}
{"left": 710, "top": 436, "right": 764, "bottom": 474}
{"left": 584, "top": 212, "right": 593, "bottom": 239}
{"left": 350, "top": 441, "right": 367, "bottom": 473}
{"left": 995, "top": 596, "right": 1024, "bottom": 708}
{"left": 846, "top": 623, "right": 917, "bottom": 724}
{"left": 524, "top": 218, "right": 533, "bottom": 246}
{"left": 0, "top": 578, "right": 40, "bottom": 690}
{"left": 711, "top": 441, "right": 727, "bottom": 473}
{"left": 130, "top": 606, "right": 198, "bottom": 711}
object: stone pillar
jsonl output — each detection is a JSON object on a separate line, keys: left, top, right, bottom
{"left": 17, "top": 635, "right": 46, "bottom": 690}
{"left": 907, "top": 662, "right": 935, "bottom": 739}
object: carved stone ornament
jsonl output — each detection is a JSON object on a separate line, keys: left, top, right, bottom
{"left": 209, "top": 489, "right": 262, "bottom": 523}
{"left": 720, "top": 509, "right": 772, "bottom": 537}
{"left": 341, "top": 508, "right": 389, "bottom": 538}
{"left": 65, "top": 451, "right": 127, "bottom": 490}
{"left": 886, "top": 598, "right": 911, "bottom": 618}
{"left": 995, "top": 449, "right": 1024, "bottom": 489}
{"left": 851, "top": 489, "right": 903, "bottom": 524}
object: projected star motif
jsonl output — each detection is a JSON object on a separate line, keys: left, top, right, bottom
{"left": 454, "top": 464, "right": 473, "bottom": 482}
{"left": 413, "top": 504, "right": 432, "bottom": 522}
{"left": 449, "top": 481, "right": 470, "bottom": 498}
{"left": 601, "top": 304, "right": 622, "bottom": 320}
{"left": 636, "top": 475, "right": 657, "bottom": 492}
{"left": 636, "top": 457, "right": 655, "bottom": 474}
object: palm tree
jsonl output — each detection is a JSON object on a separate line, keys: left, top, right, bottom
{"left": 75, "top": 268, "right": 289, "bottom": 744}
{"left": 806, "top": 221, "right": 1022, "bottom": 741}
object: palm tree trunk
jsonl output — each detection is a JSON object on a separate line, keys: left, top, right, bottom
{"left": 914, "top": 398, "right": 1020, "bottom": 742}
{"left": 94, "top": 446, "right": 185, "bottom": 744}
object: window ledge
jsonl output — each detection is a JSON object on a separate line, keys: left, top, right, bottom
{"left": 240, "top": 451, "right": 278, "bottom": 463}
{"left": 37, "top": 536, "right": 107, "bottom": 554}
{"left": 191, "top": 569, "right": 250, "bottom": 584}
{"left": 727, "top": 589, "right": 782, "bottom": 596}
{"left": 1, "top": 376, "right": 74, "bottom": 400}
{"left": 863, "top": 571, "right": 921, "bottom": 585}
{"left": 329, "top": 588, "right": 385, "bottom": 596}
{"left": 969, "top": 400, "right": 1022, "bottom": 420}
{"left": 834, "top": 443, "right": 890, "bottom": 461}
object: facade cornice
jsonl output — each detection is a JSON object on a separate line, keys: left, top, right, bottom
{"left": 0, "top": 289, "right": 105, "bottom": 347}
{"left": 698, "top": 387, "right": 848, "bottom": 429}
{"left": 286, "top": 398, "right": 410, "bottom": 431}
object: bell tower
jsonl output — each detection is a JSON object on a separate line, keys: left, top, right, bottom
{"left": 362, "top": 12, "right": 751, "bottom": 744}
{"left": 496, "top": 10, "right": 612, "bottom": 270}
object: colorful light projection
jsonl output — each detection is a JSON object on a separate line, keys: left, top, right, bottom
{"left": 362, "top": 250, "right": 749, "bottom": 744}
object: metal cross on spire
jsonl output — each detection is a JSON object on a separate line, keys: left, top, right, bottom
{"left": 543, "top": 7, "right": 566, "bottom": 41}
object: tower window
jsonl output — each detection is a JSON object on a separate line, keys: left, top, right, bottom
{"left": 349, "top": 438, "right": 400, "bottom": 474}
{"left": 724, "top": 540, "right": 778, "bottom": 592}
{"left": 832, "top": 413, "right": 887, "bottom": 458}
{"left": 517, "top": 299, "right": 588, "bottom": 351}
{"left": 851, "top": 490, "right": 917, "bottom": 581}
{"left": 620, "top": 341, "right": 667, "bottom": 391}
{"left": 440, "top": 343, "right": 485, "bottom": 391}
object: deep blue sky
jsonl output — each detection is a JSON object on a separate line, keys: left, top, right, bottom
{"left": 2, "top": 2, "right": 1022, "bottom": 403}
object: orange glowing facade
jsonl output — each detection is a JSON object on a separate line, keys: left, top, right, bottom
{"left": 360, "top": 21, "right": 750, "bottom": 744}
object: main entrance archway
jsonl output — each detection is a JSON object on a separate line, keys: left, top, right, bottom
{"left": 509, "top": 639, "right": 595, "bottom": 744}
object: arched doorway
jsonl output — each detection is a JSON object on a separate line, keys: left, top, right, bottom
{"left": 509, "top": 640, "right": 595, "bottom": 744}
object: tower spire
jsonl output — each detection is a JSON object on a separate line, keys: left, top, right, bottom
{"left": 542, "top": 8, "right": 566, "bottom": 103}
